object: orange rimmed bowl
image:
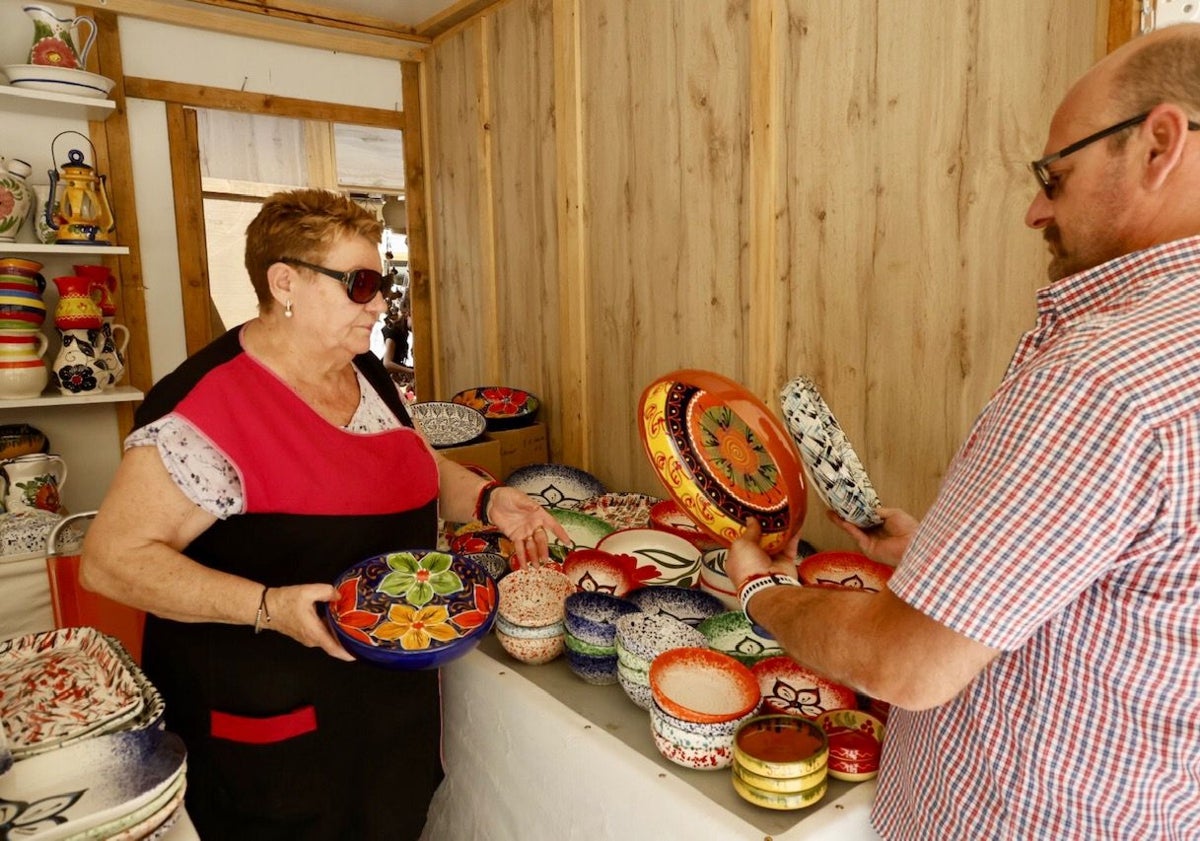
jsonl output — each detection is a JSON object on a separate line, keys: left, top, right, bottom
{"left": 649, "top": 646, "right": 760, "bottom": 724}
{"left": 637, "top": 369, "right": 806, "bottom": 554}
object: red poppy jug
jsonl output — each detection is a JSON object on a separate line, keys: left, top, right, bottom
{"left": 0, "top": 452, "right": 66, "bottom": 514}
{"left": 24, "top": 5, "right": 97, "bottom": 70}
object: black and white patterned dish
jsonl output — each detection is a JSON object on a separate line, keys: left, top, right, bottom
{"left": 409, "top": 401, "right": 487, "bottom": 448}
{"left": 0, "top": 510, "right": 82, "bottom": 560}
{"left": 779, "top": 376, "right": 883, "bottom": 528}
{"left": 506, "top": 463, "right": 607, "bottom": 510}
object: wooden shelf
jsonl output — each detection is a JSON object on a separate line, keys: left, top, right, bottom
{"left": 0, "top": 385, "right": 143, "bottom": 410}
{"left": 0, "top": 243, "right": 129, "bottom": 256}
{"left": 0, "top": 85, "right": 116, "bottom": 122}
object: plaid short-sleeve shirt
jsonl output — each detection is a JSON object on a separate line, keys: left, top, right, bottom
{"left": 873, "top": 238, "right": 1200, "bottom": 840}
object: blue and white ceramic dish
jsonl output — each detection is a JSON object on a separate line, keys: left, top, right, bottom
{"left": 507, "top": 463, "right": 607, "bottom": 510}
{"left": 408, "top": 401, "right": 487, "bottom": 448}
{"left": 626, "top": 585, "right": 726, "bottom": 627}
{"left": 614, "top": 612, "right": 708, "bottom": 663}
{"left": 565, "top": 648, "right": 619, "bottom": 685}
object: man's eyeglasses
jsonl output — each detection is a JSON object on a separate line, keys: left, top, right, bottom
{"left": 1030, "top": 111, "right": 1200, "bottom": 199}
{"left": 278, "top": 258, "right": 385, "bottom": 304}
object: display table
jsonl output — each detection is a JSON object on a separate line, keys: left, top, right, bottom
{"left": 424, "top": 636, "right": 881, "bottom": 840}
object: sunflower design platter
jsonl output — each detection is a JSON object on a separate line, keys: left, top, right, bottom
{"left": 638, "top": 369, "right": 806, "bottom": 554}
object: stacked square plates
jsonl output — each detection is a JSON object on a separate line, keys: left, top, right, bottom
{"left": 779, "top": 376, "right": 883, "bottom": 528}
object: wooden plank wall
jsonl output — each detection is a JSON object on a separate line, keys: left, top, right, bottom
{"left": 424, "top": 0, "right": 1100, "bottom": 551}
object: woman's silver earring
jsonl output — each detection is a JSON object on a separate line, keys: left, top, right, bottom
{"left": 284, "top": 300, "right": 293, "bottom": 318}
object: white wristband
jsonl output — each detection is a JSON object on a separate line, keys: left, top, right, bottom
{"left": 739, "top": 574, "right": 802, "bottom": 625}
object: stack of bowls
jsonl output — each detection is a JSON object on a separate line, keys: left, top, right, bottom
{"left": 648, "top": 646, "right": 762, "bottom": 770}
{"left": 562, "top": 591, "right": 639, "bottom": 684}
{"left": 614, "top": 612, "right": 707, "bottom": 709}
{"left": 698, "top": 610, "right": 786, "bottom": 666}
{"left": 494, "top": 565, "right": 575, "bottom": 664}
{"left": 0, "top": 258, "right": 48, "bottom": 399}
{"left": 732, "top": 714, "right": 829, "bottom": 810}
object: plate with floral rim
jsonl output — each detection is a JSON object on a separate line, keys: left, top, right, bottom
{"left": 450, "top": 386, "right": 540, "bottom": 430}
{"left": 326, "top": 549, "right": 498, "bottom": 670}
{"left": 638, "top": 369, "right": 807, "bottom": 554}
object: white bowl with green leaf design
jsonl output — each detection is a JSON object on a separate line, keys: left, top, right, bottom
{"left": 596, "top": 528, "right": 702, "bottom": 588}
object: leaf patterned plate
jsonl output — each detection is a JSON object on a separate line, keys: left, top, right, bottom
{"left": 595, "top": 528, "right": 702, "bottom": 588}
{"left": 638, "top": 369, "right": 807, "bottom": 554}
{"left": 326, "top": 549, "right": 498, "bottom": 670}
{"left": 449, "top": 386, "right": 540, "bottom": 430}
{"left": 779, "top": 376, "right": 883, "bottom": 527}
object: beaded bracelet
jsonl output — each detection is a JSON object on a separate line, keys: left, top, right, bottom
{"left": 253, "top": 585, "right": 272, "bottom": 634}
{"left": 738, "top": 573, "right": 802, "bottom": 626}
{"left": 474, "top": 480, "right": 502, "bottom": 525}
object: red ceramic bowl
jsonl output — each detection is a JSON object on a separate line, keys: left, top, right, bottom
{"left": 814, "top": 708, "right": 885, "bottom": 781}
{"left": 797, "top": 551, "right": 894, "bottom": 593}
{"left": 751, "top": 655, "right": 858, "bottom": 719}
{"left": 649, "top": 499, "right": 724, "bottom": 552}
{"left": 649, "top": 646, "right": 761, "bottom": 724}
{"left": 561, "top": 548, "right": 648, "bottom": 596}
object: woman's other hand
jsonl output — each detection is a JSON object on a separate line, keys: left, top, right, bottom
{"left": 263, "top": 583, "right": 355, "bottom": 662}
{"left": 825, "top": 506, "right": 920, "bottom": 565}
{"left": 488, "top": 486, "right": 572, "bottom": 567}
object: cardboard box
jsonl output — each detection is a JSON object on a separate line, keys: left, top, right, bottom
{"left": 487, "top": 422, "right": 549, "bottom": 479}
{"left": 438, "top": 436, "right": 504, "bottom": 479}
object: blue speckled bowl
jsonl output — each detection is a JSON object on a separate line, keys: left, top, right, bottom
{"left": 626, "top": 585, "right": 726, "bottom": 627}
{"left": 327, "top": 549, "right": 497, "bottom": 670}
{"left": 563, "top": 591, "right": 640, "bottom": 648}
{"left": 565, "top": 648, "right": 619, "bottom": 685}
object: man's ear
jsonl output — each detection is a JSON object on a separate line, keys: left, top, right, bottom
{"left": 1142, "top": 103, "right": 1191, "bottom": 190}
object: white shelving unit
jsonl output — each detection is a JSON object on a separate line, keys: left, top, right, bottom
{"left": 0, "top": 85, "right": 115, "bottom": 122}
{"left": 0, "top": 244, "right": 130, "bottom": 256}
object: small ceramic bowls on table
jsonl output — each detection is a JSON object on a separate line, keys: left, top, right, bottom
{"left": 649, "top": 646, "right": 761, "bottom": 725}
{"left": 614, "top": 613, "right": 708, "bottom": 709}
{"left": 450, "top": 385, "right": 540, "bottom": 430}
{"left": 506, "top": 463, "right": 607, "bottom": 510}
{"left": 408, "top": 401, "right": 487, "bottom": 448}
{"left": 814, "top": 708, "right": 886, "bottom": 781}
{"left": 495, "top": 629, "right": 565, "bottom": 665}
{"left": 751, "top": 655, "right": 858, "bottom": 719}
{"left": 596, "top": 528, "right": 702, "bottom": 588}
{"left": 698, "top": 611, "right": 785, "bottom": 666}
{"left": 494, "top": 565, "right": 575, "bottom": 664}
{"left": 561, "top": 548, "right": 653, "bottom": 596}
{"left": 648, "top": 499, "right": 724, "bottom": 552}
{"left": 780, "top": 375, "right": 883, "bottom": 528}
{"left": 649, "top": 699, "right": 759, "bottom": 771}
{"left": 732, "top": 714, "right": 829, "bottom": 810}
{"left": 797, "top": 551, "right": 894, "bottom": 593}
{"left": 638, "top": 368, "right": 807, "bottom": 553}
{"left": 563, "top": 591, "right": 640, "bottom": 649}
{"left": 578, "top": 492, "right": 661, "bottom": 531}
{"left": 626, "top": 585, "right": 726, "bottom": 627}
{"left": 327, "top": 550, "right": 498, "bottom": 670}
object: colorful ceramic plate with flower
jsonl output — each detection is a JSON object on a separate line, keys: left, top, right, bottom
{"left": 450, "top": 385, "right": 540, "bottom": 430}
{"left": 327, "top": 549, "right": 498, "bottom": 670}
{"left": 780, "top": 376, "right": 883, "bottom": 528}
{"left": 638, "top": 369, "right": 806, "bottom": 554}
{"left": 561, "top": 548, "right": 657, "bottom": 596}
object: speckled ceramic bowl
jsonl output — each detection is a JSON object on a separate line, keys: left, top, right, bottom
{"left": 506, "top": 462, "right": 606, "bottom": 509}
{"left": 613, "top": 612, "right": 708, "bottom": 663}
{"left": 650, "top": 723, "right": 734, "bottom": 771}
{"left": 563, "top": 591, "right": 640, "bottom": 648}
{"left": 698, "top": 611, "right": 785, "bottom": 666}
{"left": 565, "top": 647, "right": 619, "bottom": 685}
{"left": 564, "top": 631, "right": 616, "bottom": 656}
{"left": 494, "top": 627, "right": 564, "bottom": 664}
{"left": 626, "top": 585, "right": 726, "bottom": 627}
{"left": 596, "top": 528, "right": 702, "bottom": 588}
{"left": 618, "top": 667, "right": 654, "bottom": 710}
{"left": 751, "top": 655, "right": 858, "bottom": 719}
{"left": 649, "top": 646, "right": 761, "bottom": 725}
{"left": 493, "top": 614, "right": 565, "bottom": 640}
{"left": 496, "top": 565, "right": 575, "bottom": 627}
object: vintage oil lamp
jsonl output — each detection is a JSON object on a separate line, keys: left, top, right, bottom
{"left": 44, "top": 131, "right": 116, "bottom": 246}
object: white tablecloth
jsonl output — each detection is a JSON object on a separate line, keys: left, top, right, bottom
{"left": 423, "top": 637, "right": 882, "bottom": 841}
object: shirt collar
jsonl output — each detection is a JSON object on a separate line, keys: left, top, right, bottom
{"left": 1035, "top": 235, "right": 1200, "bottom": 322}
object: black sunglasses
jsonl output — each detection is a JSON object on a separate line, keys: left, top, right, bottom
{"left": 1030, "top": 111, "right": 1200, "bottom": 199}
{"left": 278, "top": 257, "right": 385, "bottom": 304}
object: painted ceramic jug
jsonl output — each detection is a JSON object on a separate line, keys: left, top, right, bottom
{"left": 0, "top": 258, "right": 45, "bottom": 294}
{"left": 0, "top": 452, "right": 66, "bottom": 514}
{"left": 51, "top": 328, "right": 103, "bottom": 395}
{"left": 23, "top": 5, "right": 97, "bottom": 70}
{"left": 0, "top": 330, "right": 49, "bottom": 400}
{"left": 0, "top": 159, "right": 33, "bottom": 243}
{"left": 51, "top": 275, "right": 102, "bottom": 330}
{"left": 92, "top": 319, "right": 127, "bottom": 387}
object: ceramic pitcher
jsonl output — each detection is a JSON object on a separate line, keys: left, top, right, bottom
{"left": 0, "top": 452, "right": 66, "bottom": 514}
{"left": 0, "top": 330, "right": 48, "bottom": 400}
{"left": 0, "top": 159, "right": 32, "bottom": 243}
{"left": 94, "top": 319, "right": 128, "bottom": 387}
{"left": 23, "top": 5, "right": 97, "bottom": 70}
{"left": 51, "top": 275, "right": 102, "bottom": 330}
{"left": 51, "top": 328, "right": 103, "bottom": 395}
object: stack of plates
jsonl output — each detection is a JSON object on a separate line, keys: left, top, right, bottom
{"left": 0, "top": 728, "right": 187, "bottom": 838}
{"left": 0, "top": 626, "right": 159, "bottom": 759}
{"left": 779, "top": 376, "right": 883, "bottom": 528}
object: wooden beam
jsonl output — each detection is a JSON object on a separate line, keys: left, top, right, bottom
{"left": 123, "top": 77, "right": 405, "bottom": 131}
{"left": 166, "top": 104, "right": 216, "bottom": 358}
{"left": 89, "top": 9, "right": 151, "bottom": 440}
{"left": 401, "top": 61, "right": 435, "bottom": 402}
{"left": 1106, "top": 0, "right": 1143, "bottom": 54}
{"left": 475, "top": 16, "right": 501, "bottom": 384}
{"left": 418, "top": 0, "right": 507, "bottom": 40}
{"left": 183, "top": 0, "right": 428, "bottom": 42}
{"left": 552, "top": 0, "right": 588, "bottom": 468}
{"left": 71, "top": 0, "right": 427, "bottom": 61}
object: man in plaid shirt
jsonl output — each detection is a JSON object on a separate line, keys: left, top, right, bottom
{"left": 728, "top": 23, "right": 1200, "bottom": 840}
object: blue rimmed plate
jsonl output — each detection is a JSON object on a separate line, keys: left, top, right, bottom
{"left": 327, "top": 549, "right": 497, "bottom": 670}
{"left": 506, "top": 463, "right": 607, "bottom": 510}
